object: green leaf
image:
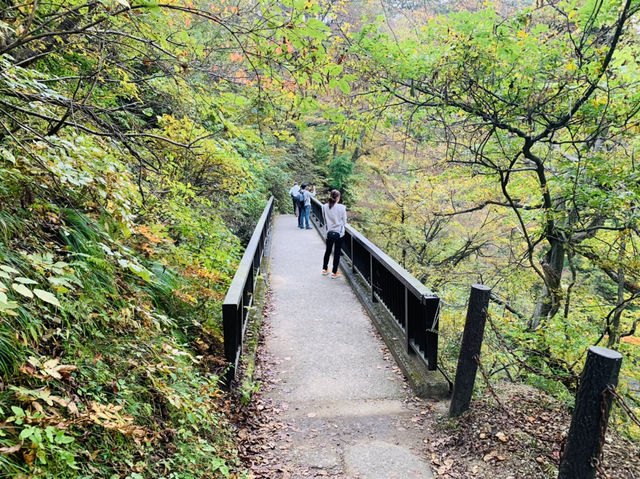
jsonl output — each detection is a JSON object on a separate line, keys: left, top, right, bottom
{"left": 327, "top": 64, "right": 343, "bottom": 76}
{"left": 33, "top": 289, "right": 60, "bottom": 307}
{"left": 12, "top": 283, "right": 33, "bottom": 298}
{"left": 11, "top": 406, "right": 24, "bottom": 417}
{"left": 306, "top": 18, "right": 330, "bottom": 31}
{"left": 19, "top": 427, "right": 35, "bottom": 440}
{"left": 137, "top": 0, "right": 160, "bottom": 13}
{"left": 55, "top": 431, "right": 74, "bottom": 444}
{"left": 0, "top": 147, "right": 16, "bottom": 164}
{"left": 128, "top": 262, "right": 152, "bottom": 282}
{"left": 14, "top": 277, "right": 38, "bottom": 285}
{"left": 0, "top": 265, "right": 19, "bottom": 274}
{"left": 0, "top": 290, "right": 18, "bottom": 311}
{"left": 337, "top": 79, "right": 351, "bottom": 95}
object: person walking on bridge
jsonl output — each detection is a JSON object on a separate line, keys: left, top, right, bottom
{"left": 289, "top": 181, "right": 300, "bottom": 217}
{"left": 321, "top": 190, "right": 347, "bottom": 278}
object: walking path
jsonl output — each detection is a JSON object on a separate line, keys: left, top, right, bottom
{"left": 262, "top": 214, "right": 435, "bottom": 478}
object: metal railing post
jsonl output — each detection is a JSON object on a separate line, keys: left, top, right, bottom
{"left": 351, "top": 234, "right": 355, "bottom": 272}
{"left": 370, "top": 252, "right": 377, "bottom": 302}
{"left": 424, "top": 296, "right": 439, "bottom": 371}
{"left": 405, "top": 286, "right": 414, "bottom": 355}
{"left": 222, "top": 303, "right": 239, "bottom": 385}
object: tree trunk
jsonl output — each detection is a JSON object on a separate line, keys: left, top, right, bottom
{"left": 350, "top": 129, "right": 367, "bottom": 162}
{"left": 529, "top": 237, "right": 564, "bottom": 330}
{"left": 608, "top": 233, "right": 627, "bottom": 348}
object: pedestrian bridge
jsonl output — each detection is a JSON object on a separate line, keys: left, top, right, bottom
{"left": 222, "top": 197, "right": 447, "bottom": 478}
{"left": 222, "top": 196, "right": 635, "bottom": 479}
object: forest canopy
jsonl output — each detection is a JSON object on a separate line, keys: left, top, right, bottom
{"left": 323, "top": 0, "right": 640, "bottom": 441}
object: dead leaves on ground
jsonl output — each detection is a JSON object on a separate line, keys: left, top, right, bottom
{"left": 20, "top": 357, "right": 77, "bottom": 381}
{"left": 425, "top": 387, "right": 640, "bottom": 479}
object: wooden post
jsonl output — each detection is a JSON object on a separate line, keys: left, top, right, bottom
{"left": 449, "top": 284, "right": 491, "bottom": 418}
{"left": 558, "top": 346, "right": 622, "bottom": 479}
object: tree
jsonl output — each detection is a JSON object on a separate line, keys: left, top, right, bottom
{"left": 352, "top": 0, "right": 640, "bottom": 332}
{"left": 0, "top": 1, "right": 345, "bottom": 474}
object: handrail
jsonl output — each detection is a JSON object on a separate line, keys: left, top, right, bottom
{"left": 344, "top": 224, "right": 434, "bottom": 299}
{"left": 310, "top": 196, "right": 439, "bottom": 370}
{"left": 222, "top": 196, "right": 274, "bottom": 385}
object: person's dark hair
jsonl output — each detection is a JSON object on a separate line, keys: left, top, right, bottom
{"left": 328, "top": 189, "right": 341, "bottom": 209}
{"left": 300, "top": 183, "right": 307, "bottom": 189}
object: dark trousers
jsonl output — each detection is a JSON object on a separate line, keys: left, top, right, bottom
{"left": 291, "top": 196, "right": 298, "bottom": 215}
{"left": 323, "top": 234, "right": 343, "bottom": 274}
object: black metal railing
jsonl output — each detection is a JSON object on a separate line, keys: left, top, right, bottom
{"left": 222, "top": 196, "right": 274, "bottom": 384}
{"left": 310, "top": 197, "right": 439, "bottom": 370}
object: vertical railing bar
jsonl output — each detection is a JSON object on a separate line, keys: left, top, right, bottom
{"left": 405, "top": 286, "right": 414, "bottom": 355}
{"left": 351, "top": 233, "right": 355, "bottom": 272}
{"left": 370, "top": 251, "right": 376, "bottom": 302}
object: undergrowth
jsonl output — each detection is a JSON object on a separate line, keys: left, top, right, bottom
{"left": 0, "top": 135, "right": 255, "bottom": 478}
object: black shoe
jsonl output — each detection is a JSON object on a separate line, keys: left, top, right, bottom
{"left": 305, "top": 227, "right": 312, "bottom": 229}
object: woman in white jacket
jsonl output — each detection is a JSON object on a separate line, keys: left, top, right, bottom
{"left": 321, "top": 190, "right": 347, "bottom": 278}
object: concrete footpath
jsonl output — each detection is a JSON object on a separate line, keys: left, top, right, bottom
{"left": 263, "top": 214, "right": 435, "bottom": 479}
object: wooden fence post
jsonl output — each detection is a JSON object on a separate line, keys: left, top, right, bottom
{"left": 449, "top": 284, "right": 491, "bottom": 418}
{"left": 558, "top": 346, "right": 622, "bottom": 479}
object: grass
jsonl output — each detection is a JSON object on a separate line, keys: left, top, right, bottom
{"left": 0, "top": 202, "right": 246, "bottom": 478}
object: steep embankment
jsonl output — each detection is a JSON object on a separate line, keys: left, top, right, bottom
{"left": 0, "top": 135, "right": 254, "bottom": 476}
